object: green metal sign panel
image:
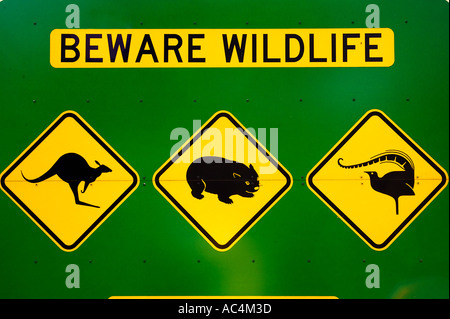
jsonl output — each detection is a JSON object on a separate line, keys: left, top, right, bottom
{"left": 0, "top": 0, "right": 448, "bottom": 300}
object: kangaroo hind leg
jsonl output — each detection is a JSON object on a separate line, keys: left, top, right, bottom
{"left": 69, "top": 182, "right": 100, "bottom": 208}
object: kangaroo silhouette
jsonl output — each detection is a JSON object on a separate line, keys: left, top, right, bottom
{"left": 21, "top": 153, "right": 112, "bottom": 208}
{"left": 338, "top": 150, "right": 415, "bottom": 215}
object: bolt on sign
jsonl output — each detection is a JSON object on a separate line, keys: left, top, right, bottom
{"left": 153, "top": 111, "right": 292, "bottom": 251}
{"left": 0, "top": 111, "right": 139, "bottom": 251}
{"left": 307, "top": 110, "right": 448, "bottom": 250}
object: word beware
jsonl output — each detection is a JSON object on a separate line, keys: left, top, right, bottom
{"left": 50, "top": 28, "right": 394, "bottom": 68}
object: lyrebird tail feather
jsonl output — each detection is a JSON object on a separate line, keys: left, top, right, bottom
{"left": 338, "top": 150, "right": 414, "bottom": 172}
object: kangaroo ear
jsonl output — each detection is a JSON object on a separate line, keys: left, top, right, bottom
{"left": 95, "top": 160, "right": 101, "bottom": 166}
{"left": 233, "top": 173, "right": 241, "bottom": 179}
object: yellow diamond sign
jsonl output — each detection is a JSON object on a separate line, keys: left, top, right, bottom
{"left": 307, "top": 109, "right": 448, "bottom": 250}
{"left": 153, "top": 111, "right": 292, "bottom": 251}
{"left": 0, "top": 111, "right": 139, "bottom": 251}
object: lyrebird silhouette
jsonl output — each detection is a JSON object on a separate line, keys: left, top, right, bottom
{"left": 338, "top": 150, "right": 415, "bottom": 215}
{"left": 21, "top": 153, "right": 112, "bottom": 208}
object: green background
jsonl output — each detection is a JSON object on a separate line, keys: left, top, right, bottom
{"left": 0, "top": 0, "right": 448, "bottom": 299}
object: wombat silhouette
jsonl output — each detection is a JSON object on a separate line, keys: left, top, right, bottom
{"left": 186, "top": 156, "right": 260, "bottom": 204}
{"left": 21, "top": 153, "right": 112, "bottom": 208}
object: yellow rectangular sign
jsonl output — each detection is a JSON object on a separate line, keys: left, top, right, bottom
{"left": 50, "top": 28, "right": 394, "bottom": 68}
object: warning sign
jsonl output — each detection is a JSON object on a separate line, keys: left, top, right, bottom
{"left": 0, "top": 111, "right": 139, "bottom": 251}
{"left": 153, "top": 111, "right": 292, "bottom": 251}
{"left": 50, "top": 28, "right": 394, "bottom": 68}
{"left": 307, "top": 109, "right": 448, "bottom": 250}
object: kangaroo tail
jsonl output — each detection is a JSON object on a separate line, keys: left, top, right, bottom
{"left": 21, "top": 166, "right": 57, "bottom": 183}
